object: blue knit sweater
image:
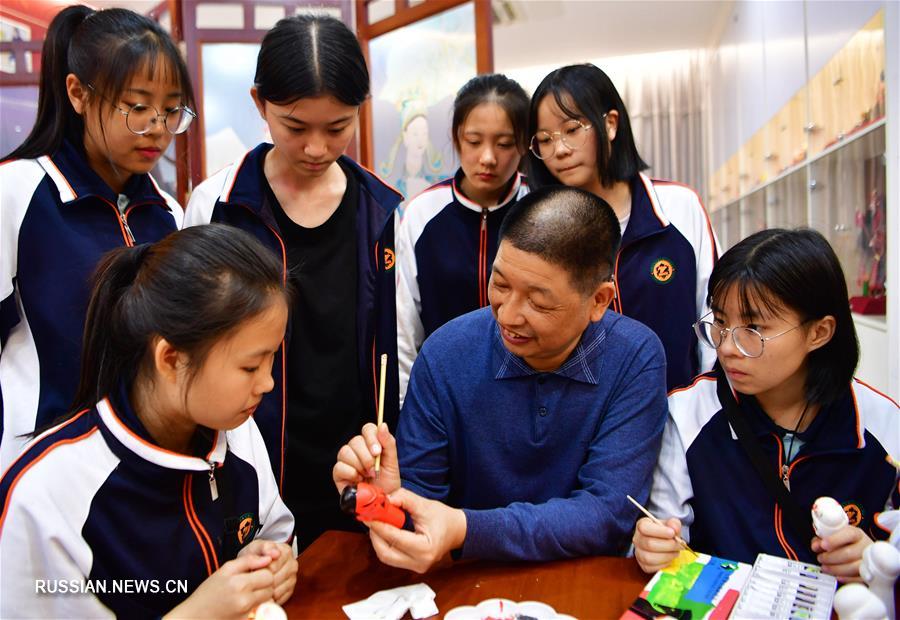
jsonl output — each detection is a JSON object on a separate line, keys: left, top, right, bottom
{"left": 397, "top": 307, "right": 667, "bottom": 561}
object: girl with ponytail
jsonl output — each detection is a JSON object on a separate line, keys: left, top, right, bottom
{"left": 0, "top": 6, "right": 196, "bottom": 469}
{"left": 185, "top": 14, "right": 402, "bottom": 549}
{"left": 395, "top": 74, "right": 529, "bottom": 404}
{"left": 0, "top": 224, "right": 299, "bottom": 618}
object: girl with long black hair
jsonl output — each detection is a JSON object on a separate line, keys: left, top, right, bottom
{"left": 528, "top": 64, "right": 717, "bottom": 391}
{"left": 0, "top": 5, "right": 196, "bottom": 469}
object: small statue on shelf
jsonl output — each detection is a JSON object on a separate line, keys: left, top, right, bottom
{"left": 851, "top": 188, "right": 886, "bottom": 314}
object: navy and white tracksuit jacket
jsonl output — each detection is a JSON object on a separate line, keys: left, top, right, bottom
{"left": 0, "top": 387, "right": 294, "bottom": 618}
{"left": 0, "top": 140, "right": 182, "bottom": 470}
{"left": 184, "top": 143, "right": 403, "bottom": 490}
{"left": 396, "top": 169, "right": 528, "bottom": 402}
{"left": 650, "top": 369, "right": 899, "bottom": 565}
{"left": 615, "top": 174, "right": 718, "bottom": 390}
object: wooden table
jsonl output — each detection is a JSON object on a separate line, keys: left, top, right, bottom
{"left": 284, "top": 531, "right": 648, "bottom": 618}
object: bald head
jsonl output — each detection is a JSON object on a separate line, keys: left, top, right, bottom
{"left": 498, "top": 186, "right": 621, "bottom": 295}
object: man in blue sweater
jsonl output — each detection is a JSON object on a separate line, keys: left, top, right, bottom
{"left": 334, "top": 186, "right": 668, "bottom": 572}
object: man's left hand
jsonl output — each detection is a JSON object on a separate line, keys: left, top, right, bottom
{"left": 367, "top": 488, "right": 467, "bottom": 574}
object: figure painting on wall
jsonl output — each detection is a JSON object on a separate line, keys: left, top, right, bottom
{"left": 369, "top": 3, "right": 477, "bottom": 213}
{"left": 379, "top": 99, "right": 443, "bottom": 209}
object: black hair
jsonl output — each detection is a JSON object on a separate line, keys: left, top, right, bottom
{"left": 255, "top": 14, "right": 369, "bottom": 106}
{"left": 71, "top": 224, "right": 290, "bottom": 413}
{"left": 3, "top": 5, "right": 195, "bottom": 162}
{"left": 452, "top": 73, "right": 530, "bottom": 153}
{"left": 708, "top": 228, "right": 859, "bottom": 405}
{"left": 527, "top": 63, "right": 648, "bottom": 190}
{"left": 499, "top": 186, "right": 620, "bottom": 295}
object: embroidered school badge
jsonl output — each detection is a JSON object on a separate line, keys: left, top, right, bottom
{"left": 843, "top": 503, "right": 863, "bottom": 527}
{"left": 384, "top": 247, "right": 395, "bottom": 270}
{"left": 237, "top": 513, "right": 258, "bottom": 545}
{"left": 651, "top": 258, "right": 675, "bottom": 284}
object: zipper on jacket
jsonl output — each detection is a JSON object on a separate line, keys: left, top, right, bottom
{"left": 116, "top": 194, "right": 136, "bottom": 245}
{"left": 611, "top": 249, "right": 623, "bottom": 313}
{"left": 207, "top": 461, "right": 219, "bottom": 501}
{"left": 478, "top": 207, "right": 489, "bottom": 307}
{"left": 771, "top": 434, "right": 799, "bottom": 560}
{"left": 781, "top": 463, "right": 791, "bottom": 491}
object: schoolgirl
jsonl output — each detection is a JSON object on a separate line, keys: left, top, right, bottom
{"left": 185, "top": 15, "right": 401, "bottom": 548}
{"left": 0, "top": 225, "right": 297, "bottom": 618}
{"left": 527, "top": 63, "right": 717, "bottom": 390}
{"left": 396, "top": 74, "right": 529, "bottom": 401}
{"left": 634, "top": 229, "right": 898, "bottom": 579}
{"left": 0, "top": 6, "right": 195, "bottom": 468}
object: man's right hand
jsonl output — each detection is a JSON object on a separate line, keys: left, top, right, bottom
{"left": 333, "top": 422, "right": 401, "bottom": 495}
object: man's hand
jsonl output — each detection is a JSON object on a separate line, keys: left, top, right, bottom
{"left": 367, "top": 488, "right": 467, "bottom": 574}
{"left": 333, "top": 423, "right": 401, "bottom": 495}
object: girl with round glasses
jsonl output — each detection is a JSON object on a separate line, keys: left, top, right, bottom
{"left": 633, "top": 228, "right": 898, "bottom": 579}
{"left": 527, "top": 63, "right": 718, "bottom": 391}
{"left": 396, "top": 74, "right": 529, "bottom": 404}
{"left": 0, "top": 5, "right": 195, "bottom": 468}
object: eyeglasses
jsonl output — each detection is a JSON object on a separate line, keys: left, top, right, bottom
{"left": 88, "top": 84, "right": 196, "bottom": 135}
{"left": 693, "top": 312, "right": 806, "bottom": 358}
{"left": 529, "top": 116, "right": 600, "bottom": 160}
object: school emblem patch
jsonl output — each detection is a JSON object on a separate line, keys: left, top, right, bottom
{"left": 384, "top": 247, "right": 395, "bottom": 270}
{"left": 237, "top": 513, "right": 257, "bottom": 545}
{"left": 843, "top": 503, "right": 863, "bottom": 527}
{"left": 651, "top": 258, "right": 675, "bottom": 284}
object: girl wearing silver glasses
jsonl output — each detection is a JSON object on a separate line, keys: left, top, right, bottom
{"left": 527, "top": 63, "right": 717, "bottom": 391}
{"left": 634, "top": 228, "right": 898, "bottom": 579}
{"left": 0, "top": 6, "right": 196, "bottom": 469}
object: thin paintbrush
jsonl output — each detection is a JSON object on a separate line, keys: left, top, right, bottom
{"left": 627, "top": 494, "right": 697, "bottom": 556}
{"left": 374, "top": 353, "right": 387, "bottom": 477}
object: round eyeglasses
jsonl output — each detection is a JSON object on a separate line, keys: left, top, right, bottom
{"left": 529, "top": 118, "right": 595, "bottom": 160}
{"left": 693, "top": 312, "right": 806, "bottom": 358}
{"left": 89, "top": 84, "right": 196, "bottom": 135}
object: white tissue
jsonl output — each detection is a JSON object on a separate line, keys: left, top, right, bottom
{"left": 342, "top": 583, "right": 438, "bottom": 620}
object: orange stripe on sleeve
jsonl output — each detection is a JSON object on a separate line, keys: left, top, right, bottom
{"left": 0, "top": 426, "right": 99, "bottom": 537}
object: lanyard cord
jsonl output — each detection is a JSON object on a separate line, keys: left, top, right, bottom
{"left": 785, "top": 401, "right": 810, "bottom": 464}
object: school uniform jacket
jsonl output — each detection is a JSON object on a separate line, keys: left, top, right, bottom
{"left": 650, "top": 369, "right": 899, "bottom": 565}
{"left": 0, "top": 140, "right": 182, "bottom": 470}
{"left": 615, "top": 174, "right": 718, "bottom": 390}
{"left": 0, "top": 389, "right": 294, "bottom": 619}
{"left": 184, "top": 143, "right": 402, "bottom": 490}
{"left": 396, "top": 169, "right": 528, "bottom": 402}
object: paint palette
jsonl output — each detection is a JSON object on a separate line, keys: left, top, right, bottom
{"left": 621, "top": 550, "right": 752, "bottom": 619}
{"left": 731, "top": 554, "right": 837, "bottom": 619}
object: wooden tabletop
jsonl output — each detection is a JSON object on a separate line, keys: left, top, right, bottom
{"left": 284, "top": 531, "right": 649, "bottom": 619}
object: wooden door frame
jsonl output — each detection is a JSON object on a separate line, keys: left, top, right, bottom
{"left": 354, "top": 0, "right": 493, "bottom": 168}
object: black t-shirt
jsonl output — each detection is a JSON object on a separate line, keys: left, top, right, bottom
{"left": 264, "top": 159, "right": 364, "bottom": 547}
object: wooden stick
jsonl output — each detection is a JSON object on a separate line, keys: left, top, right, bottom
{"left": 374, "top": 353, "right": 388, "bottom": 476}
{"left": 626, "top": 494, "right": 697, "bottom": 556}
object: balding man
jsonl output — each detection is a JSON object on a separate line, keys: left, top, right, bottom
{"left": 334, "top": 186, "right": 667, "bottom": 572}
